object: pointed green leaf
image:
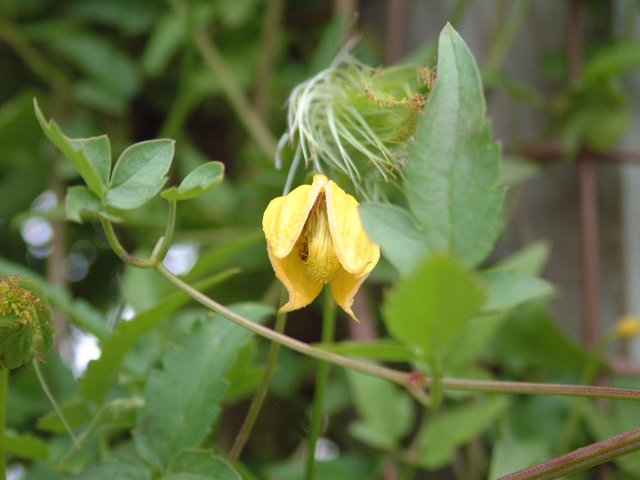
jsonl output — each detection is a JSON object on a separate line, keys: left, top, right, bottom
{"left": 360, "top": 202, "right": 428, "bottom": 277}
{"left": 482, "top": 270, "right": 554, "bottom": 312}
{"left": 34, "top": 98, "right": 110, "bottom": 196}
{"left": 346, "top": 370, "right": 414, "bottom": 449}
{"left": 492, "top": 241, "right": 550, "bottom": 276}
{"left": 71, "top": 459, "right": 150, "bottom": 480}
{"left": 418, "top": 397, "right": 509, "bottom": 469}
{"left": 162, "top": 452, "right": 241, "bottom": 480}
{"left": 405, "top": 25, "right": 505, "bottom": 266}
{"left": 133, "top": 303, "right": 272, "bottom": 468}
{"left": 105, "top": 139, "right": 174, "bottom": 209}
{"left": 5, "top": 432, "right": 49, "bottom": 460}
{"left": 383, "top": 255, "right": 486, "bottom": 360}
{"left": 161, "top": 161, "right": 224, "bottom": 201}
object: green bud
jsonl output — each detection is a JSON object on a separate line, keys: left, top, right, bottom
{"left": 0, "top": 275, "right": 53, "bottom": 369}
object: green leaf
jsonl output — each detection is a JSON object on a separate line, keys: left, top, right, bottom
{"left": 161, "top": 161, "right": 225, "bottom": 201}
{"left": 5, "top": 431, "right": 49, "bottom": 460}
{"left": 142, "top": 13, "right": 187, "bottom": 76}
{"left": 489, "top": 302, "right": 596, "bottom": 374}
{"left": 65, "top": 185, "right": 122, "bottom": 223}
{"left": 482, "top": 270, "right": 554, "bottom": 312}
{"left": 492, "top": 241, "right": 550, "bottom": 276}
{"left": 71, "top": 459, "right": 150, "bottom": 480}
{"left": 360, "top": 202, "right": 428, "bottom": 277}
{"left": 81, "top": 269, "right": 238, "bottom": 404}
{"left": 405, "top": 24, "right": 504, "bottom": 266}
{"left": 161, "top": 451, "right": 241, "bottom": 480}
{"left": 105, "top": 139, "right": 175, "bottom": 210}
{"left": 346, "top": 371, "right": 414, "bottom": 450}
{"left": 488, "top": 434, "right": 549, "bottom": 479}
{"left": 34, "top": 98, "right": 109, "bottom": 197}
{"left": 383, "top": 255, "right": 486, "bottom": 360}
{"left": 418, "top": 397, "right": 509, "bottom": 469}
{"left": 133, "top": 303, "right": 272, "bottom": 468}
{"left": 315, "top": 339, "right": 415, "bottom": 362}
{"left": 37, "top": 398, "right": 93, "bottom": 432}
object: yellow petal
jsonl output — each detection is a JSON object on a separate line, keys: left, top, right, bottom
{"left": 262, "top": 175, "right": 327, "bottom": 259}
{"left": 268, "top": 247, "right": 323, "bottom": 312}
{"left": 325, "top": 179, "right": 380, "bottom": 275}
{"left": 330, "top": 270, "right": 365, "bottom": 322}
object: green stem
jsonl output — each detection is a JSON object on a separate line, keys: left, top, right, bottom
{"left": 100, "top": 199, "right": 177, "bottom": 269}
{"left": 100, "top": 220, "right": 155, "bottom": 268}
{"left": 228, "top": 289, "right": 288, "bottom": 463}
{"left": 170, "top": 0, "right": 278, "bottom": 158}
{"left": 0, "top": 368, "right": 7, "bottom": 480}
{"left": 33, "top": 360, "right": 80, "bottom": 448}
{"left": 500, "top": 426, "right": 640, "bottom": 480}
{"left": 154, "top": 263, "right": 640, "bottom": 403}
{"left": 429, "top": 358, "right": 443, "bottom": 410}
{"left": 150, "top": 200, "right": 178, "bottom": 265}
{"left": 305, "top": 288, "right": 337, "bottom": 480}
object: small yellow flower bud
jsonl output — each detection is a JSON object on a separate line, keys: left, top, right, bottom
{"left": 615, "top": 315, "right": 640, "bottom": 340}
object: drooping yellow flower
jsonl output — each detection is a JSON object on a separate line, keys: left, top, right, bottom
{"left": 263, "top": 174, "right": 380, "bottom": 320}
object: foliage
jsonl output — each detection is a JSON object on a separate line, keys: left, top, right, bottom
{"left": 0, "top": 2, "right": 638, "bottom": 480}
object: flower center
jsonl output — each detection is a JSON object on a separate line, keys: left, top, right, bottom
{"left": 299, "top": 197, "right": 341, "bottom": 284}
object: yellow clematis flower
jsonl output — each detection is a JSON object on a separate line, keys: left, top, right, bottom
{"left": 263, "top": 174, "right": 380, "bottom": 321}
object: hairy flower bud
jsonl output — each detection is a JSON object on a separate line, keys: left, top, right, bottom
{"left": 278, "top": 51, "right": 431, "bottom": 199}
{"left": 0, "top": 275, "right": 53, "bottom": 369}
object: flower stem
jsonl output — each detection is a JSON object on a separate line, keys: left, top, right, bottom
{"left": 0, "top": 368, "right": 7, "bottom": 480}
{"left": 500, "top": 426, "right": 640, "bottom": 480}
{"left": 154, "top": 264, "right": 640, "bottom": 403}
{"left": 228, "top": 289, "right": 288, "bottom": 463}
{"left": 305, "top": 288, "right": 337, "bottom": 480}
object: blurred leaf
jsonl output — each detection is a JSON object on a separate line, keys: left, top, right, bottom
{"left": 383, "top": 255, "right": 486, "bottom": 360}
{"left": 499, "top": 156, "right": 541, "bottom": 186}
{"left": 360, "top": 203, "right": 428, "bottom": 277}
{"left": 418, "top": 396, "right": 509, "bottom": 469}
{"left": 162, "top": 451, "right": 241, "bottom": 480}
{"left": 49, "top": 33, "right": 141, "bottom": 110}
{"left": 581, "top": 42, "right": 640, "bottom": 87}
{"left": 443, "top": 313, "right": 506, "bottom": 372}
{"left": 482, "top": 270, "right": 554, "bottom": 312}
{"left": 81, "top": 269, "right": 238, "bottom": 404}
{"left": 489, "top": 302, "right": 596, "bottom": 374}
{"left": 0, "top": 92, "right": 42, "bottom": 154}
{"left": 262, "top": 454, "right": 379, "bottom": 480}
{"left": 488, "top": 433, "right": 548, "bottom": 479}
{"left": 37, "top": 398, "right": 93, "bottom": 432}
{"left": 405, "top": 25, "right": 504, "bottom": 267}
{"left": 492, "top": 241, "right": 550, "bottom": 276}
{"left": 5, "top": 431, "right": 48, "bottom": 460}
{"left": 71, "top": 459, "right": 150, "bottom": 480}
{"left": 105, "top": 140, "right": 174, "bottom": 210}
{"left": 34, "top": 99, "right": 108, "bottom": 197}
{"left": 70, "top": 0, "right": 160, "bottom": 34}
{"left": 315, "top": 339, "right": 415, "bottom": 362}
{"left": 161, "top": 161, "right": 225, "bottom": 201}
{"left": 142, "top": 13, "right": 186, "bottom": 76}
{"left": 347, "top": 371, "right": 414, "bottom": 450}
{"left": 133, "top": 303, "right": 272, "bottom": 468}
